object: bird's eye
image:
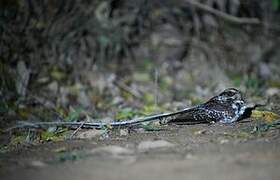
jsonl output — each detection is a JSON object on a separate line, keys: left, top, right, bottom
{"left": 226, "top": 91, "right": 235, "bottom": 96}
{"left": 220, "top": 91, "right": 235, "bottom": 97}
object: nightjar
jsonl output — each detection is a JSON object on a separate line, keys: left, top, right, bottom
{"left": 168, "top": 88, "right": 246, "bottom": 124}
{"left": 15, "top": 88, "right": 248, "bottom": 130}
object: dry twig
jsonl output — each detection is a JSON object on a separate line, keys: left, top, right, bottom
{"left": 185, "top": 0, "right": 261, "bottom": 25}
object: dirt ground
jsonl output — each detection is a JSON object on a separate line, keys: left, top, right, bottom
{"left": 1, "top": 119, "right": 280, "bottom": 180}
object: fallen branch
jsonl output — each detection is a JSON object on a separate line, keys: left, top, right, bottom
{"left": 185, "top": 0, "right": 261, "bottom": 25}
{"left": 70, "top": 121, "right": 86, "bottom": 139}
{"left": 5, "top": 108, "right": 193, "bottom": 131}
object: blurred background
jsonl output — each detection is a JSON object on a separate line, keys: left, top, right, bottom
{"left": 1, "top": 0, "right": 280, "bottom": 128}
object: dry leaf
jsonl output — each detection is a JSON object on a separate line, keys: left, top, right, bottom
{"left": 251, "top": 110, "right": 279, "bottom": 123}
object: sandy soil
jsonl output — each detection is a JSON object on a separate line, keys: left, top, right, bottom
{"left": 1, "top": 120, "right": 280, "bottom": 180}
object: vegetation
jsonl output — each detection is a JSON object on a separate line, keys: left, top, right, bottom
{"left": 0, "top": 0, "right": 280, "bottom": 150}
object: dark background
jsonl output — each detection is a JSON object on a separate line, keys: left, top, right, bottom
{"left": 1, "top": 0, "right": 280, "bottom": 127}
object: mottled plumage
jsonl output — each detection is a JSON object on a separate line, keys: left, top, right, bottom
{"left": 168, "top": 88, "right": 246, "bottom": 124}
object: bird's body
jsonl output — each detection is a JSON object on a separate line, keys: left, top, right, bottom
{"left": 168, "top": 88, "right": 246, "bottom": 124}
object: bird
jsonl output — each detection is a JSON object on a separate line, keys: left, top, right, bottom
{"left": 12, "top": 88, "right": 248, "bottom": 131}
{"left": 167, "top": 88, "right": 246, "bottom": 124}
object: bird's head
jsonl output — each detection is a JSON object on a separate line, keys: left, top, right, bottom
{"left": 217, "top": 88, "right": 244, "bottom": 101}
{"left": 209, "top": 88, "right": 245, "bottom": 104}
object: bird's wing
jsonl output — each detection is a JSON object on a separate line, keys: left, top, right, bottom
{"left": 167, "top": 107, "right": 217, "bottom": 124}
